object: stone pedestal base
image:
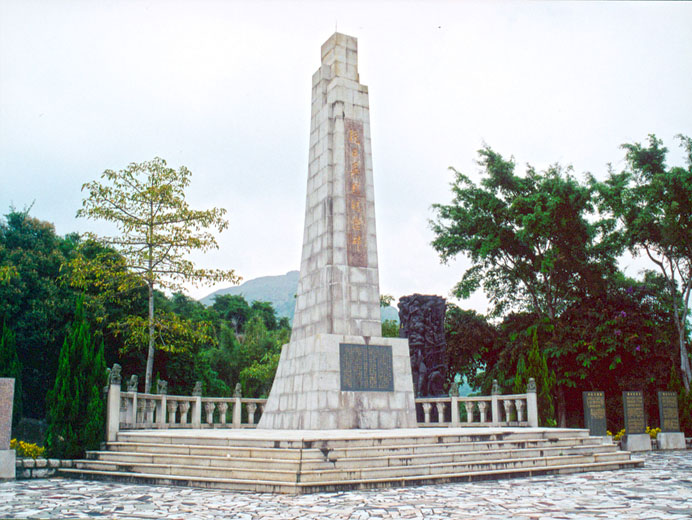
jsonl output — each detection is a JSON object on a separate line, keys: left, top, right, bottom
{"left": 0, "top": 449, "right": 15, "bottom": 480}
{"left": 622, "top": 433, "right": 652, "bottom": 452}
{"left": 658, "top": 432, "right": 686, "bottom": 450}
{"left": 258, "top": 334, "right": 417, "bottom": 429}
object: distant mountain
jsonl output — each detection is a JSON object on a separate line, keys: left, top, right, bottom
{"left": 199, "top": 270, "right": 399, "bottom": 324}
{"left": 200, "top": 271, "right": 300, "bottom": 320}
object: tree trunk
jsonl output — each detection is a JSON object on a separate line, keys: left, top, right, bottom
{"left": 678, "top": 326, "right": 692, "bottom": 391}
{"left": 145, "top": 281, "right": 155, "bottom": 394}
{"left": 556, "top": 385, "right": 567, "bottom": 427}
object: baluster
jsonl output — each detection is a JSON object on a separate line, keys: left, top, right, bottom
{"left": 435, "top": 402, "right": 446, "bottom": 424}
{"left": 218, "top": 402, "right": 229, "bottom": 425}
{"left": 145, "top": 399, "right": 155, "bottom": 423}
{"left": 478, "top": 401, "right": 488, "bottom": 423}
{"left": 503, "top": 399, "right": 513, "bottom": 423}
{"left": 464, "top": 402, "right": 475, "bottom": 424}
{"left": 204, "top": 402, "right": 216, "bottom": 425}
{"left": 136, "top": 398, "right": 145, "bottom": 425}
{"left": 422, "top": 402, "right": 432, "bottom": 424}
{"left": 167, "top": 401, "right": 178, "bottom": 425}
{"left": 179, "top": 401, "right": 190, "bottom": 424}
{"left": 515, "top": 399, "right": 525, "bottom": 423}
{"left": 247, "top": 403, "right": 257, "bottom": 425}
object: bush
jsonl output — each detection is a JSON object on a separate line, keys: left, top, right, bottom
{"left": 10, "top": 439, "right": 45, "bottom": 459}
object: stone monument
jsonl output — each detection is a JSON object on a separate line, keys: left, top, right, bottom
{"left": 621, "top": 391, "right": 651, "bottom": 452}
{"left": 582, "top": 391, "right": 608, "bottom": 438}
{"left": 258, "top": 33, "right": 417, "bottom": 430}
{"left": 0, "top": 378, "right": 15, "bottom": 479}
{"left": 657, "top": 391, "right": 685, "bottom": 450}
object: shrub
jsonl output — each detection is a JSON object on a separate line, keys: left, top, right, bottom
{"left": 10, "top": 439, "right": 45, "bottom": 459}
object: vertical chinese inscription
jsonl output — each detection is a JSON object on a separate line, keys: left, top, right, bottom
{"left": 0, "top": 379, "right": 15, "bottom": 450}
{"left": 582, "top": 391, "right": 607, "bottom": 436}
{"left": 658, "top": 391, "right": 680, "bottom": 432}
{"left": 622, "top": 391, "right": 646, "bottom": 434}
{"left": 344, "top": 119, "right": 367, "bottom": 267}
{"left": 340, "top": 344, "right": 393, "bottom": 391}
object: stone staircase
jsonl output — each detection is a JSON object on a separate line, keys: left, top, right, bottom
{"left": 59, "top": 428, "right": 643, "bottom": 493}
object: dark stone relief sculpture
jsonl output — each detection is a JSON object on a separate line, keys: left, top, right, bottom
{"left": 398, "top": 294, "right": 447, "bottom": 397}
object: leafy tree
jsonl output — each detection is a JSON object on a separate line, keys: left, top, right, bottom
{"left": 250, "top": 300, "right": 278, "bottom": 331}
{"left": 381, "top": 319, "right": 399, "bottom": 338}
{"left": 212, "top": 294, "right": 251, "bottom": 333}
{"left": 0, "top": 210, "right": 77, "bottom": 418}
{"left": 45, "top": 296, "right": 107, "bottom": 458}
{"left": 0, "top": 321, "right": 23, "bottom": 429}
{"left": 77, "top": 157, "right": 240, "bottom": 392}
{"left": 593, "top": 134, "right": 692, "bottom": 389}
{"left": 431, "top": 146, "right": 616, "bottom": 319}
{"left": 444, "top": 304, "right": 495, "bottom": 389}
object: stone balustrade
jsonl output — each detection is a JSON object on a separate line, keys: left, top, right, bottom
{"left": 105, "top": 366, "right": 538, "bottom": 441}
{"left": 415, "top": 387, "right": 537, "bottom": 428}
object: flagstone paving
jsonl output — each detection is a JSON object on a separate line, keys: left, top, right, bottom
{"left": 1, "top": 451, "right": 690, "bottom": 519}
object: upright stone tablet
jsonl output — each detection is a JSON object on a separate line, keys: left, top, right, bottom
{"left": 622, "top": 391, "right": 651, "bottom": 452}
{"left": 0, "top": 378, "right": 16, "bottom": 479}
{"left": 258, "top": 33, "right": 417, "bottom": 430}
{"left": 657, "top": 391, "right": 685, "bottom": 450}
{"left": 582, "top": 391, "right": 607, "bottom": 437}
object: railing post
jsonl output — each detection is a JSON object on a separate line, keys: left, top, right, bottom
{"left": 233, "top": 383, "right": 242, "bottom": 428}
{"left": 157, "top": 380, "right": 168, "bottom": 428}
{"left": 527, "top": 378, "right": 539, "bottom": 427}
{"left": 422, "top": 402, "right": 432, "bottom": 424}
{"left": 127, "top": 375, "right": 138, "bottom": 425}
{"left": 192, "top": 382, "right": 202, "bottom": 427}
{"left": 464, "top": 401, "right": 475, "bottom": 424}
{"left": 450, "top": 385, "right": 460, "bottom": 426}
{"left": 491, "top": 379, "right": 500, "bottom": 424}
{"left": 247, "top": 403, "right": 257, "bottom": 425}
{"left": 106, "top": 364, "right": 122, "bottom": 442}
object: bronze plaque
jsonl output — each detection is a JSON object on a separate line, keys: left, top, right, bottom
{"left": 582, "top": 391, "right": 607, "bottom": 436}
{"left": 344, "top": 118, "right": 367, "bottom": 267}
{"left": 658, "top": 391, "right": 680, "bottom": 432}
{"left": 622, "top": 391, "right": 646, "bottom": 434}
{"left": 340, "top": 343, "right": 393, "bottom": 392}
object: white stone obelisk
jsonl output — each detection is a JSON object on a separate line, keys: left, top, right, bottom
{"left": 258, "top": 33, "right": 417, "bottom": 430}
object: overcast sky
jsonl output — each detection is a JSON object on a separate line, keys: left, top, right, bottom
{"left": 2, "top": 1, "right": 691, "bottom": 312}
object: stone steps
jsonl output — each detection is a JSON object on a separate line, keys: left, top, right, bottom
{"left": 60, "top": 428, "right": 643, "bottom": 493}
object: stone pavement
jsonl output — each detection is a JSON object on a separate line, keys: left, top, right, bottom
{"left": 1, "top": 451, "right": 690, "bottom": 519}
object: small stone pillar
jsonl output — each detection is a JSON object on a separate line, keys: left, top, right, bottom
{"left": 105, "top": 365, "right": 122, "bottom": 442}
{"left": 526, "top": 378, "right": 539, "bottom": 427}
{"left": 0, "top": 378, "right": 15, "bottom": 480}
{"left": 450, "top": 384, "right": 460, "bottom": 426}
{"left": 232, "top": 383, "right": 242, "bottom": 428}
{"left": 491, "top": 379, "right": 500, "bottom": 425}
{"left": 156, "top": 380, "right": 168, "bottom": 427}
{"left": 192, "top": 382, "right": 203, "bottom": 427}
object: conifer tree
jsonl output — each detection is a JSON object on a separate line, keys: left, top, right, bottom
{"left": 45, "top": 296, "right": 107, "bottom": 458}
{"left": 513, "top": 327, "right": 556, "bottom": 426}
{"left": 0, "top": 320, "right": 23, "bottom": 430}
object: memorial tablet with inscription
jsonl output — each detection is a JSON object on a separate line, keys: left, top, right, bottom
{"left": 340, "top": 343, "right": 394, "bottom": 392}
{"left": 658, "top": 391, "right": 680, "bottom": 432}
{"left": 622, "top": 391, "right": 646, "bottom": 435}
{"left": 583, "top": 391, "right": 607, "bottom": 436}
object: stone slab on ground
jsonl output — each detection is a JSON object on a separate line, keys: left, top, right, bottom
{"left": 1, "top": 451, "right": 690, "bottom": 519}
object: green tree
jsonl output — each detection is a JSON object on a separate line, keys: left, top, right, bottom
{"left": 513, "top": 325, "right": 556, "bottom": 426}
{"left": 0, "top": 210, "right": 77, "bottom": 418}
{"left": 212, "top": 294, "right": 251, "bottom": 334}
{"left": 432, "top": 147, "right": 616, "bottom": 319}
{"left": 0, "top": 321, "right": 23, "bottom": 429}
{"left": 593, "top": 134, "right": 692, "bottom": 389}
{"left": 381, "top": 319, "right": 399, "bottom": 338}
{"left": 45, "top": 296, "right": 107, "bottom": 458}
{"left": 77, "top": 157, "right": 240, "bottom": 392}
{"left": 444, "top": 304, "right": 496, "bottom": 389}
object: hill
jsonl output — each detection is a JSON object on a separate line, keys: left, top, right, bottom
{"left": 200, "top": 270, "right": 399, "bottom": 323}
